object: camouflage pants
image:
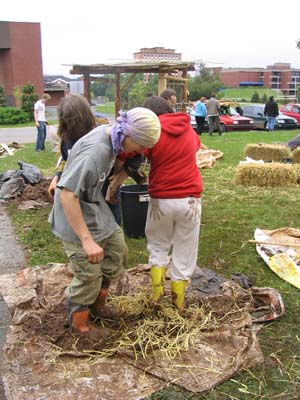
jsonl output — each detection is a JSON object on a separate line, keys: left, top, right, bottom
{"left": 63, "top": 226, "right": 127, "bottom": 307}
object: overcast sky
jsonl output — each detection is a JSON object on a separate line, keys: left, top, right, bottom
{"left": 2, "top": 0, "right": 300, "bottom": 76}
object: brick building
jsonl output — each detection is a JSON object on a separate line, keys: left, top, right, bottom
{"left": 44, "top": 75, "right": 72, "bottom": 106}
{"left": 212, "top": 63, "right": 300, "bottom": 96}
{"left": 0, "top": 21, "right": 44, "bottom": 106}
{"left": 134, "top": 47, "right": 182, "bottom": 62}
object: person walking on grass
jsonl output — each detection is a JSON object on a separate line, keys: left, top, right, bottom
{"left": 48, "top": 102, "right": 160, "bottom": 336}
{"left": 264, "top": 96, "right": 279, "bottom": 131}
{"left": 194, "top": 97, "right": 207, "bottom": 135}
{"left": 34, "top": 93, "right": 51, "bottom": 151}
{"left": 206, "top": 93, "right": 222, "bottom": 136}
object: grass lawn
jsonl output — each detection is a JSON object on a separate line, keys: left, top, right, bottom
{"left": 220, "top": 88, "right": 279, "bottom": 102}
{"left": 1, "top": 129, "right": 300, "bottom": 399}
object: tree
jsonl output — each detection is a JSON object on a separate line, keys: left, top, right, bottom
{"left": 188, "top": 63, "right": 223, "bottom": 101}
{"left": 128, "top": 81, "right": 148, "bottom": 109}
{"left": 296, "top": 39, "right": 300, "bottom": 50}
{"left": 91, "top": 75, "right": 114, "bottom": 100}
{"left": 297, "top": 85, "right": 300, "bottom": 101}
{"left": 261, "top": 93, "right": 268, "bottom": 103}
{"left": 251, "top": 91, "right": 260, "bottom": 103}
{"left": 0, "top": 85, "right": 7, "bottom": 107}
{"left": 21, "top": 83, "right": 38, "bottom": 121}
{"left": 13, "top": 85, "right": 22, "bottom": 107}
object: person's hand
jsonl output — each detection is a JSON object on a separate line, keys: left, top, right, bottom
{"left": 130, "top": 169, "right": 147, "bottom": 185}
{"left": 105, "top": 179, "right": 120, "bottom": 204}
{"left": 35, "top": 121, "right": 40, "bottom": 127}
{"left": 48, "top": 175, "right": 58, "bottom": 199}
{"left": 82, "top": 237, "right": 104, "bottom": 264}
{"left": 149, "top": 198, "right": 164, "bottom": 221}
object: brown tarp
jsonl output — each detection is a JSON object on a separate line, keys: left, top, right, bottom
{"left": 0, "top": 263, "right": 282, "bottom": 400}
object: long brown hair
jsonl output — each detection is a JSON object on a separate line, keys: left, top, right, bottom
{"left": 57, "top": 94, "right": 96, "bottom": 142}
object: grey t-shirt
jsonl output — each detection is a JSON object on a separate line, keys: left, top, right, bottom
{"left": 206, "top": 97, "right": 220, "bottom": 116}
{"left": 48, "top": 125, "right": 117, "bottom": 243}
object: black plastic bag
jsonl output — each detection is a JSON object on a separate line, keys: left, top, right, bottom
{"left": 17, "top": 161, "right": 42, "bottom": 184}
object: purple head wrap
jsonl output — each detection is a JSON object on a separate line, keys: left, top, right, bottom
{"left": 110, "top": 111, "right": 127, "bottom": 155}
{"left": 110, "top": 107, "right": 160, "bottom": 155}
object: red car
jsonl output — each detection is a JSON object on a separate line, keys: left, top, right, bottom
{"left": 218, "top": 101, "right": 255, "bottom": 132}
{"left": 189, "top": 101, "right": 255, "bottom": 133}
{"left": 279, "top": 103, "right": 300, "bottom": 125}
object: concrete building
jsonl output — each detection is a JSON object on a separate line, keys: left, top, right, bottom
{"left": 214, "top": 63, "right": 300, "bottom": 97}
{"left": 0, "top": 21, "right": 44, "bottom": 106}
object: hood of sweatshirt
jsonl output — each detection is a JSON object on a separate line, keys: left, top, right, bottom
{"left": 158, "top": 112, "right": 191, "bottom": 136}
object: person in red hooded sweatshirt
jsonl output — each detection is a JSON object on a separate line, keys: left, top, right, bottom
{"left": 143, "top": 96, "right": 203, "bottom": 311}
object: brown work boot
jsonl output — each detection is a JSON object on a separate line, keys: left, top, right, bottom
{"left": 90, "top": 286, "right": 123, "bottom": 319}
{"left": 71, "top": 309, "right": 111, "bottom": 337}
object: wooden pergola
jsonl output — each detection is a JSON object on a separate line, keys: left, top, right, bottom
{"left": 70, "top": 61, "right": 195, "bottom": 117}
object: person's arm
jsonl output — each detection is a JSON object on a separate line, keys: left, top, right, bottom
{"left": 47, "top": 157, "right": 66, "bottom": 198}
{"left": 60, "top": 188, "right": 103, "bottom": 263}
{"left": 48, "top": 175, "right": 58, "bottom": 198}
{"left": 105, "top": 168, "right": 128, "bottom": 204}
{"left": 34, "top": 108, "right": 39, "bottom": 127}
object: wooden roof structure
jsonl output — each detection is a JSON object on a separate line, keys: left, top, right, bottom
{"left": 70, "top": 61, "right": 195, "bottom": 117}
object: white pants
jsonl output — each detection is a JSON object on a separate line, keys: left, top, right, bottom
{"left": 145, "top": 197, "right": 202, "bottom": 281}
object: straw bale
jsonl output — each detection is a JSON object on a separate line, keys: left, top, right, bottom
{"left": 293, "top": 164, "right": 300, "bottom": 184}
{"left": 245, "top": 143, "right": 290, "bottom": 162}
{"left": 234, "top": 162, "right": 297, "bottom": 187}
{"left": 292, "top": 148, "right": 300, "bottom": 163}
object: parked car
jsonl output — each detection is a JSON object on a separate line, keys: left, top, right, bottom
{"left": 279, "top": 103, "right": 300, "bottom": 125}
{"left": 242, "top": 104, "right": 298, "bottom": 130}
{"left": 188, "top": 101, "right": 255, "bottom": 133}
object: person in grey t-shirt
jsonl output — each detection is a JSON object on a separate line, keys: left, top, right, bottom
{"left": 206, "top": 93, "right": 222, "bottom": 136}
{"left": 48, "top": 99, "right": 161, "bottom": 335}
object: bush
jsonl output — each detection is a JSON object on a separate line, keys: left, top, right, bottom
{"left": 21, "top": 83, "right": 38, "bottom": 121}
{"left": 0, "top": 107, "right": 29, "bottom": 125}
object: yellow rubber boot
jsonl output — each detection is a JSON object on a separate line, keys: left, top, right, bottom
{"left": 171, "top": 280, "right": 187, "bottom": 311}
{"left": 150, "top": 266, "right": 166, "bottom": 302}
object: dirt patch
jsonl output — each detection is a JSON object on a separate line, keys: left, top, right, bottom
{"left": 10, "top": 178, "right": 52, "bottom": 206}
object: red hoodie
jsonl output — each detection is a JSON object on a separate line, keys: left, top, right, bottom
{"left": 144, "top": 112, "right": 203, "bottom": 198}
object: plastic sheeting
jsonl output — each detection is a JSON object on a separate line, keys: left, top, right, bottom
{"left": 254, "top": 227, "right": 300, "bottom": 289}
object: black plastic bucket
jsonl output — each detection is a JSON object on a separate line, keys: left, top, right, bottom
{"left": 120, "top": 184, "right": 149, "bottom": 238}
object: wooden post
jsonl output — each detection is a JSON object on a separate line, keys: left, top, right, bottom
{"left": 83, "top": 73, "right": 91, "bottom": 104}
{"left": 158, "top": 72, "right": 167, "bottom": 95}
{"left": 182, "top": 69, "right": 187, "bottom": 112}
{"left": 115, "top": 71, "right": 120, "bottom": 118}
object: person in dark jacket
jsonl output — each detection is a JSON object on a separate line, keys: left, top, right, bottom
{"left": 264, "top": 96, "right": 279, "bottom": 131}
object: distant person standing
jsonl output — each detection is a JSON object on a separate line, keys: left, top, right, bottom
{"left": 160, "top": 89, "right": 177, "bottom": 112}
{"left": 264, "top": 96, "right": 278, "bottom": 131}
{"left": 194, "top": 97, "right": 207, "bottom": 135}
{"left": 206, "top": 93, "right": 222, "bottom": 136}
{"left": 34, "top": 94, "right": 51, "bottom": 151}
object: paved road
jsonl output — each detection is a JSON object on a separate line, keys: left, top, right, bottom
{"left": 0, "top": 110, "right": 114, "bottom": 145}
{"left": 0, "top": 126, "right": 37, "bottom": 144}
{"left": 0, "top": 205, "right": 27, "bottom": 400}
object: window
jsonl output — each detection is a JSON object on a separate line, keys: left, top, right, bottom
{"left": 243, "top": 106, "right": 253, "bottom": 115}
